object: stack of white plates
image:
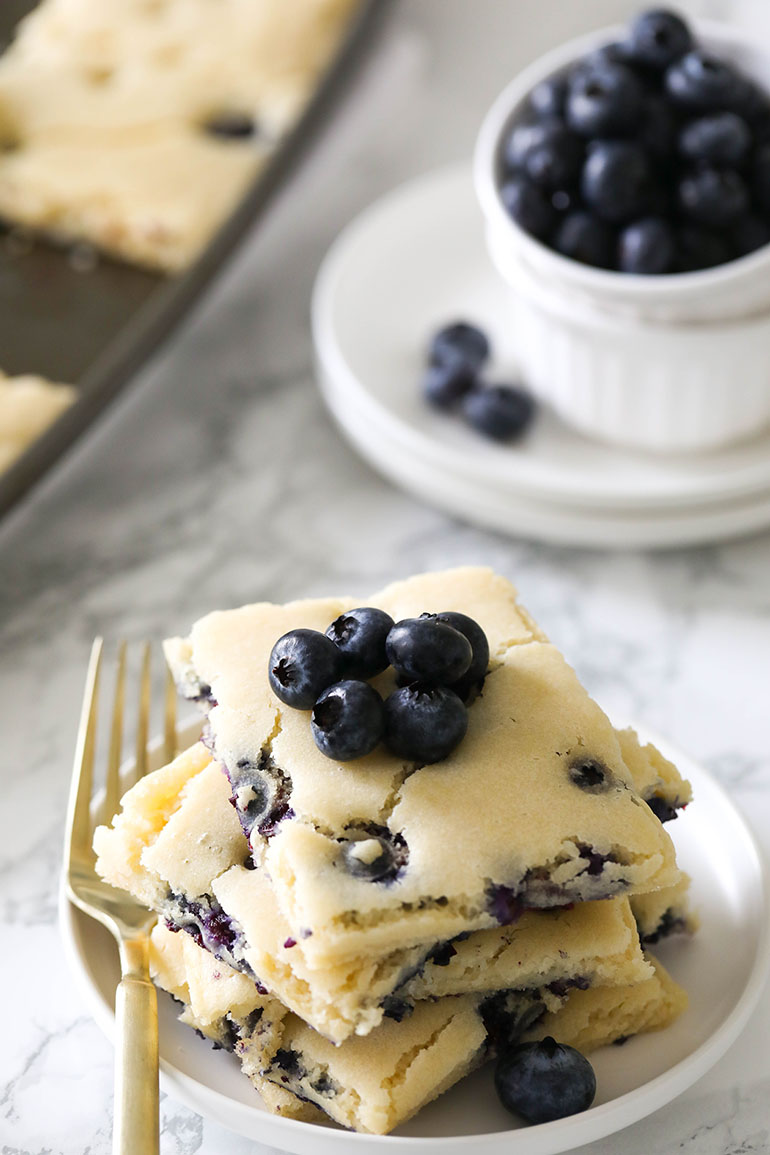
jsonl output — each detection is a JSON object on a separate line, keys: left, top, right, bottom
{"left": 312, "top": 165, "right": 770, "bottom": 550}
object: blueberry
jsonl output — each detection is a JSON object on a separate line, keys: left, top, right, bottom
{"left": 581, "top": 141, "right": 651, "bottom": 223}
{"left": 646, "top": 795, "right": 679, "bottom": 823}
{"left": 269, "top": 629, "right": 345, "bottom": 709}
{"left": 623, "top": 10, "right": 693, "bottom": 70}
{"left": 422, "top": 361, "right": 475, "bottom": 409}
{"left": 529, "top": 76, "right": 567, "bottom": 120}
{"left": 494, "top": 1037, "right": 596, "bottom": 1124}
{"left": 568, "top": 758, "right": 612, "bottom": 792}
{"left": 340, "top": 835, "right": 399, "bottom": 881}
{"left": 462, "top": 384, "right": 536, "bottom": 442}
{"left": 383, "top": 684, "right": 468, "bottom": 763}
{"left": 675, "top": 224, "right": 732, "bottom": 271}
{"left": 386, "top": 617, "right": 472, "bottom": 686}
{"left": 505, "top": 121, "right": 583, "bottom": 191}
{"left": 429, "top": 321, "right": 490, "bottom": 374}
{"left": 571, "top": 43, "right": 629, "bottom": 80}
{"left": 311, "top": 680, "right": 385, "bottom": 761}
{"left": 618, "top": 217, "right": 675, "bottom": 274}
{"left": 753, "top": 143, "right": 770, "bottom": 213}
{"left": 204, "top": 111, "right": 256, "bottom": 138}
{"left": 502, "top": 121, "right": 553, "bottom": 172}
{"left": 326, "top": 607, "right": 395, "bottom": 679}
{"left": 731, "top": 213, "right": 770, "bottom": 257}
{"left": 420, "top": 611, "right": 490, "bottom": 701}
{"left": 639, "top": 94, "right": 680, "bottom": 160}
{"left": 500, "top": 175, "right": 556, "bottom": 239}
{"left": 553, "top": 211, "right": 614, "bottom": 268}
{"left": 665, "top": 51, "right": 750, "bottom": 112}
{"left": 679, "top": 167, "right": 748, "bottom": 226}
{"left": 566, "top": 64, "right": 644, "bottom": 137}
{"left": 679, "top": 112, "right": 751, "bottom": 167}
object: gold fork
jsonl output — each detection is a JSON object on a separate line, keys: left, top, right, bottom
{"left": 64, "top": 638, "right": 178, "bottom": 1155}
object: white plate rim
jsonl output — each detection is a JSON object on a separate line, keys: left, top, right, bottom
{"left": 59, "top": 717, "right": 770, "bottom": 1154}
{"left": 311, "top": 164, "right": 770, "bottom": 514}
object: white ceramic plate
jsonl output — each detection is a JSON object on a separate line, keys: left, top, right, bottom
{"left": 60, "top": 717, "right": 769, "bottom": 1155}
{"left": 312, "top": 164, "right": 770, "bottom": 516}
{"left": 319, "top": 360, "right": 770, "bottom": 549}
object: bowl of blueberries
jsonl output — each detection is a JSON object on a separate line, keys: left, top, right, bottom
{"left": 474, "top": 8, "right": 770, "bottom": 453}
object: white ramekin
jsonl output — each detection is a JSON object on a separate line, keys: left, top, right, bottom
{"left": 474, "top": 21, "right": 770, "bottom": 454}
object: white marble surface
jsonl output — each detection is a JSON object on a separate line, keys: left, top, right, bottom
{"left": 2, "top": 1, "right": 770, "bottom": 1152}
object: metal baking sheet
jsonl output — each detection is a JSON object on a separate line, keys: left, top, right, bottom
{"left": 0, "top": 0, "right": 385, "bottom": 518}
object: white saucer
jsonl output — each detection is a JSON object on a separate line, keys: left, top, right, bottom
{"left": 311, "top": 165, "right": 770, "bottom": 546}
{"left": 60, "top": 717, "right": 770, "bottom": 1155}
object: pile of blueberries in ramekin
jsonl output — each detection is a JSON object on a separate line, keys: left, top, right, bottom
{"left": 499, "top": 7, "right": 770, "bottom": 273}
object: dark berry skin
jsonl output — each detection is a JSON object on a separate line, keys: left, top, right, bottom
{"left": 383, "top": 684, "right": 468, "bottom": 764}
{"left": 421, "top": 611, "right": 490, "bottom": 702}
{"left": 422, "top": 361, "right": 475, "bottom": 410}
{"left": 311, "top": 680, "right": 384, "bottom": 761}
{"left": 581, "top": 141, "right": 651, "bottom": 223}
{"left": 269, "top": 630, "right": 345, "bottom": 710}
{"left": 678, "top": 167, "right": 748, "bottom": 227}
{"left": 731, "top": 214, "right": 770, "bottom": 257}
{"left": 529, "top": 76, "right": 567, "bottom": 120}
{"left": 675, "top": 224, "right": 732, "bottom": 271}
{"left": 665, "top": 51, "right": 750, "bottom": 112}
{"left": 679, "top": 112, "right": 751, "bottom": 167}
{"left": 341, "top": 835, "right": 398, "bottom": 881}
{"left": 462, "top": 384, "right": 536, "bottom": 442}
{"left": 386, "top": 617, "right": 472, "bottom": 686}
{"left": 566, "top": 63, "right": 644, "bottom": 138}
{"left": 429, "top": 321, "right": 490, "bottom": 374}
{"left": 500, "top": 176, "right": 556, "bottom": 239}
{"left": 639, "top": 95, "right": 680, "bottom": 161}
{"left": 326, "top": 607, "right": 395, "bottom": 680}
{"left": 553, "top": 211, "right": 614, "bottom": 268}
{"left": 505, "top": 121, "right": 583, "bottom": 192}
{"left": 495, "top": 1037, "right": 596, "bottom": 1124}
{"left": 623, "top": 10, "right": 693, "bottom": 71}
{"left": 205, "top": 112, "right": 257, "bottom": 138}
{"left": 753, "top": 144, "right": 770, "bottom": 213}
{"left": 619, "top": 217, "right": 675, "bottom": 274}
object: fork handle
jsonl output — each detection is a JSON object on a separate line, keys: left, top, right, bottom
{"left": 114, "top": 941, "right": 159, "bottom": 1155}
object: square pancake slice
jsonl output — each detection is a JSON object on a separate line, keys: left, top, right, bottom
{"left": 149, "top": 920, "right": 687, "bottom": 1136}
{"left": 94, "top": 742, "right": 657, "bottom": 1043}
{"left": 164, "top": 567, "right": 681, "bottom": 966}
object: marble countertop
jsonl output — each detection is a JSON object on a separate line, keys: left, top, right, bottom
{"left": 2, "top": 1, "right": 769, "bottom": 1152}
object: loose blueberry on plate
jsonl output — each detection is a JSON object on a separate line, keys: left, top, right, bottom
{"left": 500, "top": 175, "right": 557, "bottom": 239}
{"left": 384, "top": 684, "right": 468, "bottom": 763}
{"left": 269, "top": 629, "right": 345, "bottom": 709}
{"left": 462, "top": 384, "right": 536, "bottom": 442}
{"left": 386, "top": 617, "right": 472, "bottom": 686}
{"left": 679, "top": 111, "right": 751, "bottom": 166}
{"left": 422, "top": 361, "right": 475, "bottom": 409}
{"left": 581, "top": 140, "right": 651, "bottom": 223}
{"left": 567, "top": 63, "right": 644, "bottom": 137}
{"left": 311, "top": 680, "right": 385, "bottom": 761}
{"left": 678, "top": 167, "right": 748, "bottom": 226}
{"left": 494, "top": 1036, "right": 597, "bottom": 1124}
{"left": 326, "top": 606, "right": 395, "bottom": 679}
{"left": 619, "top": 217, "right": 675, "bottom": 274}
{"left": 421, "top": 611, "right": 490, "bottom": 701}
{"left": 623, "top": 9, "right": 693, "bottom": 70}
{"left": 429, "top": 321, "right": 490, "bottom": 373}
{"left": 553, "top": 211, "right": 614, "bottom": 268}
